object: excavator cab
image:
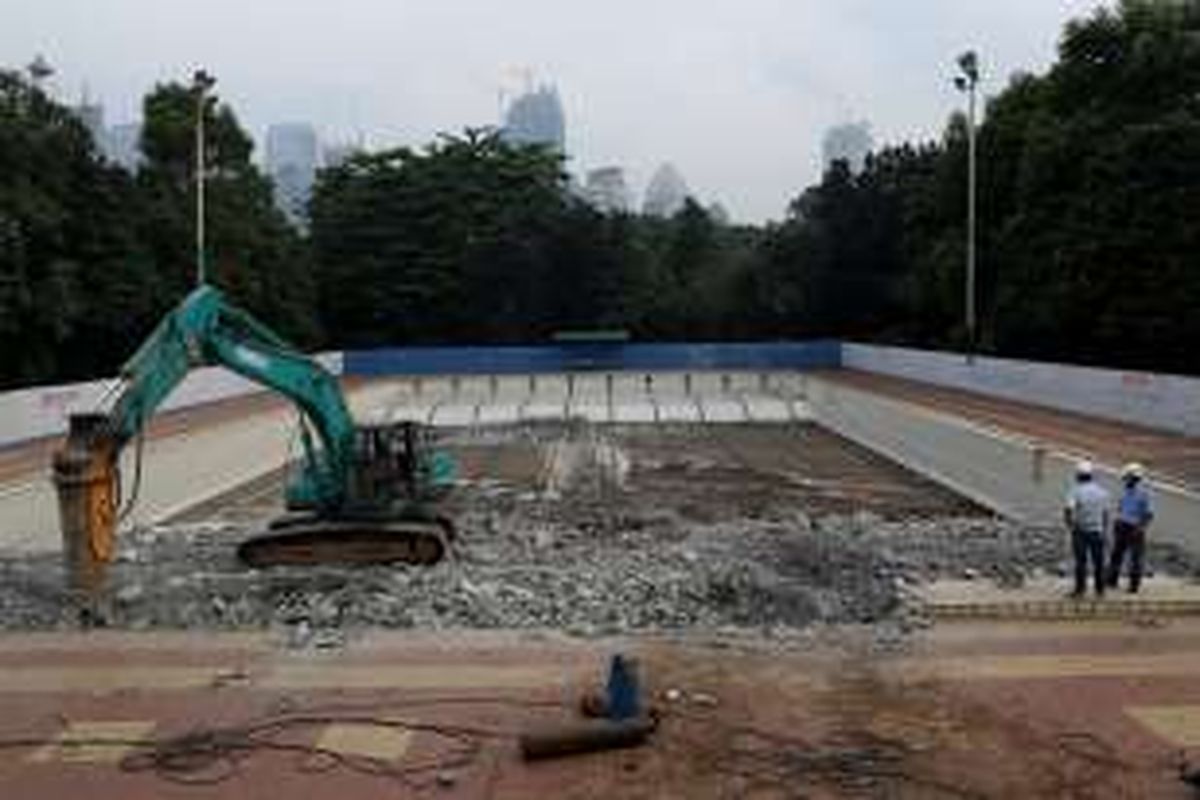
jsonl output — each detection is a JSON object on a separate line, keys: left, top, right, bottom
{"left": 347, "top": 421, "right": 454, "bottom": 510}
{"left": 280, "top": 419, "right": 456, "bottom": 514}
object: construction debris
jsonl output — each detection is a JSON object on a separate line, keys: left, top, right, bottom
{"left": 3, "top": 510, "right": 1195, "bottom": 636}
{"left": 0, "top": 422, "right": 1197, "bottom": 634}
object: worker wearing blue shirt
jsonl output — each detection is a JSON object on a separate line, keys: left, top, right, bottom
{"left": 1107, "top": 463, "right": 1154, "bottom": 593}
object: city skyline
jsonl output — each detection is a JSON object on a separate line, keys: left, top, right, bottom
{"left": 63, "top": 92, "right": 360, "bottom": 177}
{"left": 30, "top": 71, "right": 883, "bottom": 223}
{"left": 501, "top": 84, "right": 565, "bottom": 152}
{"left": 643, "top": 163, "right": 691, "bottom": 218}
{"left": 10, "top": 0, "right": 1102, "bottom": 222}
{"left": 65, "top": 88, "right": 712, "bottom": 222}
{"left": 266, "top": 122, "right": 319, "bottom": 225}
{"left": 582, "top": 166, "right": 632, "bottom": 214}
{"left": 822, "top": 121, "right": 874, "bottom": 175}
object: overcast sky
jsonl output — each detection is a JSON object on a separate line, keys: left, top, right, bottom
{"left": 9, "top": 0, "right": 1105, "bottom": 222}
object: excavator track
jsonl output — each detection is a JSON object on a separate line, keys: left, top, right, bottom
{"left": 237, "top": 515, "right": 455, "bottom": 568}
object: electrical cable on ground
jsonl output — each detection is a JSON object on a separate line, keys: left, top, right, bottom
{"left": 0, "top": 689, "right": 1180, "bottom": 797}
{"left": 0, "top": 694, "right": 563, "bottom": 791}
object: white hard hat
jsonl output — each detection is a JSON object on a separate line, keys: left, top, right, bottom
{"left": 1122, "top": 462, "right": 1145, "bottom": 480}
{"left": 1075, "top": 460, "right": 1094, "bottom": 477}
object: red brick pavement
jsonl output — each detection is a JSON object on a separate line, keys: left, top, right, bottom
{"left": 0, "top": 628, "right": 1197, "bottom": 798}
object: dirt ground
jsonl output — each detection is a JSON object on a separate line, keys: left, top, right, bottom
{"left": 174, "top": 421, "right": 980, "bottom": 527}
{"left": 612, "top": 423, "right": 980, "bottom": 522}
{"left": 617, "top": 639, "right": 1170, "bottom": 800}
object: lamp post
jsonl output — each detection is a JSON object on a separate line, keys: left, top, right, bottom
{"left": 22, "top": 56, "right": 53, "bottom": 115}
{"left": 192, "top": 69, "right": 216, "bottom": 286}
{"left": 955, "top": 51, "right": 980, "bottom": 360}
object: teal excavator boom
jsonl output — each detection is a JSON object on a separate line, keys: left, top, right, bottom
{"left": 52, "top": 284, "right": 455, "bottom": 596}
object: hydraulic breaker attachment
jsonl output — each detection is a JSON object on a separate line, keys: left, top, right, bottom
{"left": 52, "top": 414, "right": 120, "bottom": 599}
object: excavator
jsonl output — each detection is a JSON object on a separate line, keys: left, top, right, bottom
{"left": 52, "top": 283, "right": 457, "bottom": 598}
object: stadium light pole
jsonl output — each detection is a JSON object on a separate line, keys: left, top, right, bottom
{"left": 955, "top": 51, "right": 980, "bottom": 361}
{"left": 193, "top": 69, "right": 216, "bottom": 286}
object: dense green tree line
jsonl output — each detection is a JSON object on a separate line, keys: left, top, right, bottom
{"left": 1, "top": 0, "right": 1197, "bottom": 389}
{"left": 0, "top": 72, "right": 311, "bottom": 388}
{"left": 310, "top": 131, "right": 757, "bottom": 346}
{"left": 750, "top": 0, "right": 1200, "bottom": 373}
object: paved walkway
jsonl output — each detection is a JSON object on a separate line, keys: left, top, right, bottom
{"left": 898, "top": 618, "right": 1200, "bottom": 795}
{"left": 918, "top": 576, "right": 1200, "bottom": 620}
{"left": 0, "top": 627, "right": 1196, "bottom": 798}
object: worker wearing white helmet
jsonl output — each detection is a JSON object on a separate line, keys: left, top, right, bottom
{"left": 1063, "top": 459, "right": 1110, "bottom": 598}
{"left": 1107, "top": 462, "right": 1154, "bottom": 593}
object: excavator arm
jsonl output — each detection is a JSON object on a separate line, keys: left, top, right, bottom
{"left": 106, "top": 284, "right": 355, "bottom": 508}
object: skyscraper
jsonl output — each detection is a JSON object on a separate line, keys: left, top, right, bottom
{"left": 75, "top": 100, "right": 104, "bottom": 144}
{"left": 104, "top": 122, "right": 142, "bottom": 171}
{"left": 707, "top": 202, "right": 731, "bottom": 226}
{"left": 322, "top": 142, "right": 357, "bottom": 170}
{"left": 583, "top": 167, "right": 631, "bottom": 214}
{"left": 643, "top": 163, "right": 691, "bottom": 218}
{"left": 74, "top": 99, "right": 142, "bottom": 172}
{"left": 822, "top": 121, "right": 874, "bottom": 174}
{"left": 501, "top": 85, "right": 565, "bottom": 152}
{"left": 266, "top": 123, "right": 319, "bottom": 224}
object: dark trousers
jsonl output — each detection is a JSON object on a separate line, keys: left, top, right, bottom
{"left": 1107, "top": 520, "right": 1145, "bottom": 592}
{"left": 1072, "top": 528, "right": 1106, "bottom": 595}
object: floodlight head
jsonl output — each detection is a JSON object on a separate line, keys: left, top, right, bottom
{"left": 957, "top": 51, "right": 979, "bottom": 83}
{"left": 954, "top": 76, "right": 969, "bottom": 92}
{"left": 28, "top": 54, "right": 53, "bottom": 81}
{"left": 192, "top": 69, "right": 216, "bottom": 92}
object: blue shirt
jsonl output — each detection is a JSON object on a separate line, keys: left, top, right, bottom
{"left": 1118, "top": 484, "right": 1153, "bottom": 526}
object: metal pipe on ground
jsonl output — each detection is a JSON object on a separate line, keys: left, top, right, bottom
{"left": 519, "top": 717, "right": 655, "bottom": 761}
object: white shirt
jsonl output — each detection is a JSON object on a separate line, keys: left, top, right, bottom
{"left": 1065, "top": 481, "right": 1110, "bottom": 533}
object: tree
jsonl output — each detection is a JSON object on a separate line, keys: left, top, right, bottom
{"left": 0, "top": 71, "right": 319, "bottom": 388}
{"left": 137, "top": 81, "right": 317, "bottom": 345}
{"left": 310, "top": 129, "right": 569, "bottom": 346}
{"left": 751, "top": 0, "right": 1200, "bottom": 374}
{"left": 0, "top": 68, "right": 155, "bottom": 385}
{"left": 985, "top": 0, "right": 1200, "bottom": 370}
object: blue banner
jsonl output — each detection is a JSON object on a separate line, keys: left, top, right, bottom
{"left": 343, "top": 341, "right": 842, "bottom": 375}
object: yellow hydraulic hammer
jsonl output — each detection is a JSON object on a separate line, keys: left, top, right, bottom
{"left": 52, "top": 414, "right": 119, "bottom": 599}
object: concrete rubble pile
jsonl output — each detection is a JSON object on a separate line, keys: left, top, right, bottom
{"left": 2, "top": 508, "right": 1196, "bottom": 635}
{"left": 0, "top": 422, "right": 1196, "bottom": 634}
